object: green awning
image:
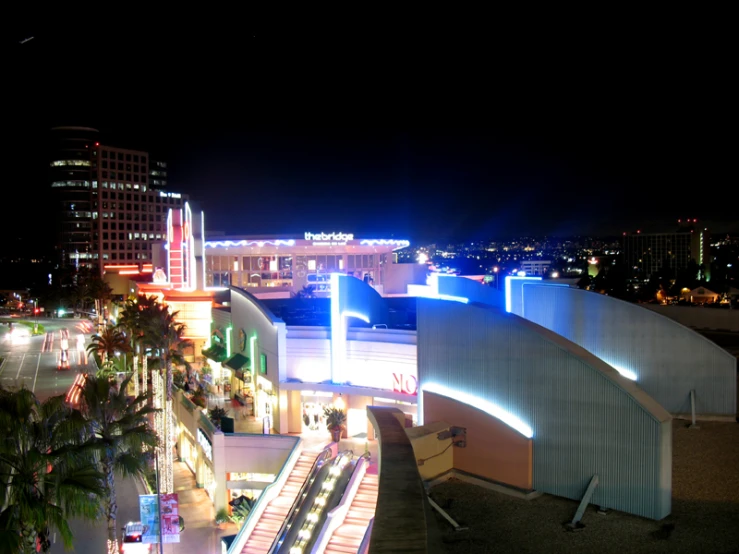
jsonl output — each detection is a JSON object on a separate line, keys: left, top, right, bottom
{"left": 224, "top": 353, "right": 250, "bottom": 371}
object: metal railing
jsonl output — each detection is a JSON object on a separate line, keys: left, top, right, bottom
{"left": 268, "top": 445, "right": 336, "bottom": 554}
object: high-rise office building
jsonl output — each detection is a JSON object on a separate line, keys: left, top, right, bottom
{"left": 622, "top": 219, "right": 711, "bottom": 281}
{"left": 50, "top": 127, "right": 188, "bottom": 275}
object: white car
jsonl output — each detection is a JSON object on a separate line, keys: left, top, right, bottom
{"left": 120, "top": 522, "right": 151, "bottom": 553}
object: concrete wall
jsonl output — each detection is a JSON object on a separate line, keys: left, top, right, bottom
{"left": 383, "top": 263, "right": 427, "bottom": 295}
{"left": 406, "top": 421, "right": 454, "bottom": 481}
{"left": 642, "top": 304, "right": 739, "bottom": 332}
{"left": 423, "top": 391, "right": 533, "bottom": 490}
{"left": 417, "top": 298, "right": 673, "bottom": 520}
{"left": 517, "top": 284, "right": 737, "bottom": 416}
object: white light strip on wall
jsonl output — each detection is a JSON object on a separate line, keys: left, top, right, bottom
{"left": 341, "top": 311, "right": 370, "bottom": 323}
{"left": 607, "top": 364, "right": 638, "bottom": 381}
{"left": 421, "top": 382, "right": 534, "bottom": 438}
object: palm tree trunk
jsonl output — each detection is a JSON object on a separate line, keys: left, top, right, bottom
{"left": 19, "top": 520, "right": 37, "bottom": 554}
{"left": 103, "top": 455, "right": 119, "bottom": 554}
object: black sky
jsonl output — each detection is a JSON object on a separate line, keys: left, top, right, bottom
{"left": 5, "top": 12, "right": 735, "bottom": 246}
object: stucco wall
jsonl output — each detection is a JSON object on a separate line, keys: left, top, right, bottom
{"left": 423, "top": 390, "right": 533, "bottom": 490}
{"left": 417, "top": 298, "right": 672, "bottom": 520}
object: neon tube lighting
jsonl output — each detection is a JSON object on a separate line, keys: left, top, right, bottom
{"left": 204, "top": 239, "right": 296, "bottom": 248}
{"left": 609, "top": 364, "right": 638, "bottom": 381}
{"left": 359, "top": 239, "right": 411, "bottom": 248}
{"left": 425, "top": 273, "right": 469, "bottom": 304}
{"left": 422, "top": 382, "right": 534, "bottom": 438}
{"left": 341, "top": 310, "right": 370, "bottom": 323}
{"left": 504, "top": 276, "right": 542, "bottom": 313}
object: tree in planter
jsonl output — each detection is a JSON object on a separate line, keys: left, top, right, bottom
{"left": 323, "top": 406, "right": 347, "bottom": 443}
{"left": 190, "top": 387, "right": 207, "bottom": 409}
{"left": 208, "top": 407, "right": 228, "bottom": 430}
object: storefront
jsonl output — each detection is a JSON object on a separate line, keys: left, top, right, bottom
{"left": 300, "top": 391, "right": 334, "bottom": 434}
{"left": 179, "top": 427, "right": 198, "bottom": 474}
{"left": 196, "top": 427, "right": 216, "bottom": 498}
{"left": 204, "top": 232, "right": 410, "bottom": 296}
{"left": 226, "top": 472, "right": 276, "bottom": 515}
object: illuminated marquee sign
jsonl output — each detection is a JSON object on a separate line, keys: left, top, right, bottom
{"left": 392, "top": 373, "right": 418, "bottom": 396}
{"left": 197, "top": 428, "right": 213, "bottom": 461}
{"left": 304, "top": 232, "right": 354, "bottom": 244}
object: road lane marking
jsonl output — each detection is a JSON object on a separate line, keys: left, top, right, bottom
{"left": 15, "top": 353, "right": 26, "bottom": 380}
{"left": 0, "top": 356, "right": 6, "bottom": 376}
{"left": 32, "top": 354, "right": 41, "bottom": 392}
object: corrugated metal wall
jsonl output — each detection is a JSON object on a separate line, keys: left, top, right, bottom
{"left": 417, "top": 299, "right": 672, "bottom": 520}
{"left": 519, "top": 285, "right": 737, "bottom": 416}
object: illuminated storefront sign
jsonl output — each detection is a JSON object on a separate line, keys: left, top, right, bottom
{"left": 197, "top": 428, "right": 213, "bottom": 461}
{"left": 304, "top": 231, "right": 354, "bottom": 244}
{"left": 392, "top": 373, "right": 418, "bottom": 395}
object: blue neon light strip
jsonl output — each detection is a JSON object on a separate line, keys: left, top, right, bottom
{"left": 205, "top": 239, "right": 296, "bottom": 248}
{"left": 422, "top": 382, "right": 534, "bottom": 438}
{"left": 359, "top": 239, "right": 411, "bottom": 249}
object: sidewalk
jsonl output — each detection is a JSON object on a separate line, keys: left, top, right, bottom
{"left": 162, "top": 461, "right": 238, "bottom": 554}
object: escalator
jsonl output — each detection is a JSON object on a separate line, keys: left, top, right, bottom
{"left": 239, "top": 447, "right": 333, "bottom": 554}
{"left": 273, "top": 451, "right": 356, "bottom": 554}
{"left": 321, "top": 468, "right": 378, "bottom": 554}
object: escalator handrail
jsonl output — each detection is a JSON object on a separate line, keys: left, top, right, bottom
{"left": 282, "top": 450, "right": 356, "bottom": 554}
{"left": 358, "top": 517, "right": 375, "bottom": 554}
{"left": 268, "top": 444, "right": 335, "bottom": 554}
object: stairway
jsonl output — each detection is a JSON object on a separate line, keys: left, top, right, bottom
{"left": 323, "top": 472, "right": 379, "bottom": 554}
{"left": 241, "top": 451, "right": 318, "bottom": 554}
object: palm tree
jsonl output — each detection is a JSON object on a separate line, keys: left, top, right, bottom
{"left": 140, "top": 302, "right": 189, "bottom": 494}
{"left": 0, "top": 387, "right": 105, "bottom": 553}
{"left": 76, "top": 374, "right": 158, "bottom": 554}
{"left": 87, "top": 327, "right": 130, "bottom": 366}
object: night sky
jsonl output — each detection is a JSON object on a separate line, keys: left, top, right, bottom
{"left": 5, "top": 14, "right": 735, "bottom": 247}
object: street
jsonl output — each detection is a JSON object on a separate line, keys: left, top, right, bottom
{"left": 49, "top": 472, "right": 147, "bottom": 554}
{"left": 1, "top": 318, "right": 150, "bottom": 553}
{"left": 0, "top": 317, "right": 93, "bottom": 400}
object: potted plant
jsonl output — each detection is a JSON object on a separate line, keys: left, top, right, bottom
{"left": 215, "top": 507, "right": 230, "bottom": 529}
{"left": 324, "top": 406, "right": 347, "bottom": 442}
{"left": 208, "top": 406, "right": 228, "bottom": 430}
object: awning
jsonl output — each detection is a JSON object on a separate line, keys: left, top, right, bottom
{"left": 224, "top": 353, "right": 250, "bottom": 371}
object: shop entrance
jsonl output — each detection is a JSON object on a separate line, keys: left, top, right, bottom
{"left": 300, "top": 391, "right": 333, "bottom": 434}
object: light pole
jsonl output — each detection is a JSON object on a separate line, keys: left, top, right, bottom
{"left": 155, "top": 450, "right": 165, "bottom": 554}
